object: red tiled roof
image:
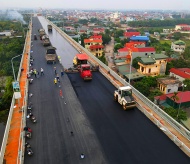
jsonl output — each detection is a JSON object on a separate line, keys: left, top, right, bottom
{"left": 89, "top": 35, "right": 102, "bottom": 39}
{"left": 84, "top": 39, "right": 102, "bottom": 43}
{"left": 124, "top": 32, "right": 140, "bottom": 37}
{"left": 155, "top": 94, "right": 167, "bottom": 101}
{"left": 89, "top": 45, "right": 104, "bottom": 49}
{"left": 169, "top": 68, "right": 190, "bottom": 79}
{"left": 118, "top": 47, "right": 155, "bottom": 52}
{"left": 166, "top": 91, "right": 190, "bottom": 103}
{"left": 177, "top": 24, "right": 189, "bottom": 26}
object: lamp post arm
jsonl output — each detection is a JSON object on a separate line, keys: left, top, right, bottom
{"left": 11, "top": 54, "right": 22, "bottom": 82}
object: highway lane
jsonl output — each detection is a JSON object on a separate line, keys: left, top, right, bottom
{"left": 67, "top": 72, "right": 190, "bottom": 164}
{"left": 38, "top": 16, "right": 78, "bottom": 69}
{"left": 24, "top": 16, "right": 107, "bottom": 164}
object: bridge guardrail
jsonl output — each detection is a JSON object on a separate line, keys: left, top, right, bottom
{"left": 0, "top": 23, "right": 31, "bottom": 164}
{"left": 47, "top": 19, "right": 190, "bottom": 155}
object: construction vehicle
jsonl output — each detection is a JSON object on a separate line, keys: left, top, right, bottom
{"left": 114, "top": 86, "right": 136, "bottom": 110}
{"left": 45, "top": 46, "right": 57, "bottom": 64}
{"left": 42, "top": 35, "right": 51, "bottom": 46}
{"left": 38, "top": 29, "right": 46, "bottom": 40}
{"left": 48, "top": 24, "right": 52, "bottom": 32}
{"left": 73, "top": 54, "right": 88, "bottom": 68}
{"left": 79, "top": 64, "right": 92, "bottom": 81}
{"left": 73, "top": 54, "right": 92, "bottom": 81}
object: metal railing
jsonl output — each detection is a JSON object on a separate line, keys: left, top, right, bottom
{"left": 46, "top": 19, "right": 190, "bottom": 153}
{"left": 0, "top": 21, "right": 32, "bottom": 164}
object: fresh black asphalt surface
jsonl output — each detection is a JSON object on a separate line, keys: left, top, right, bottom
{"left": 24, "top": 17, "right": 107, "bottom": 164}
{"left": 24, "top": 16, "right": 190, "bottom": 164}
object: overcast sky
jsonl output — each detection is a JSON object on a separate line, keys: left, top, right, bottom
{"left": 1, "top": 0, "right": 190, "bottom": 10}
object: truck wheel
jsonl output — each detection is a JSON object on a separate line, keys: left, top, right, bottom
{"left": 122, "top": 103, "right": 127, "bottom": 110}
{"left": 114, "top": 96, "right": 118, "bottom": 102}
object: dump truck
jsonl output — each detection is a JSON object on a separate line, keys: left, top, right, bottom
{"left": 38, "top": 29, "right": 46, "bottom": 40}
{"left": 45, "top": 46, "right": 57, "bottom": 64}
{"left": 48, "top": 24, "right": 52, "bottom": 32}
{"left": 114, "top": 86, "right": 136, "bottom": 110}
{"left": 42, "top": 35, "right": 51, "bottom": 46}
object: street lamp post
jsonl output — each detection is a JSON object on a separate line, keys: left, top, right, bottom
{"left": 128, "top": 49, "right": 132, "bottom": 84}
{"left": 11, "top": 54, "right": 22, "bottom": 81}
{"left": 177, "top": 83, "right": 187, "bottom": 119}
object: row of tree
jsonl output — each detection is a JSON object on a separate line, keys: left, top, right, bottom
{"left": 128, "top": 18, "right": 190, "bottom": 27}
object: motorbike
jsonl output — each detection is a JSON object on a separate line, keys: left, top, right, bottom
{"left": 25, "top": 143, "right": 33, "bottom": 156}
{"left": 27, "top": 113, "right": 37, "bottom": 123}
{"left": 27, "top": 102, "right": 33, "bottom": 110}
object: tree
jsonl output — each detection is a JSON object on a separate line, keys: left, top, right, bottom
{"left": 102, "top": 33, "right": 111, "bottom": 45}
{"left": 134, "top": 82, "right": 150, "bottom": 97}
{"left": 163, "top": 107, "right": 187, "bottom": 122}
{"left": 148, "top": 89, "right": 163, "bottom": 101}
{"left": 183, "top": 79, "right": 190, "bottom": 91}
{"left": 132, "top": 57, "right": 140, "bottom": 69}
{"left": 114, "top": 43, "right": 123, "bottom": 52}
{"left": 170, "top": 92, "right": 179, "bottom": 108}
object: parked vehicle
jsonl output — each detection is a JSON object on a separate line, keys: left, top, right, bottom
{"left": 25, "top": 143, "right": 33, "bottom": 156}
{"left": 48, "top": 24, "right": 52, "bottom": 32}
{"left": 34, "top": 34, "right": 37, "bottom": 40}
{"left": 114, "top": 86, "right": 136, "bottom": 110}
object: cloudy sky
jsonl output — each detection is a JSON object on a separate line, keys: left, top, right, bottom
{"left": 1, "top": 0, "right": 190, "bottom": 10}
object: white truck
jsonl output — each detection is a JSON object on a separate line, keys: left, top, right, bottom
{"left": 114, "top": 86, "right": 136, "bottom": 110}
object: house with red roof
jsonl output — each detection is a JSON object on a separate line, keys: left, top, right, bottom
{"left": 93, "top": 28, "right": 105, "bottom": 34}
{"left": 84, "top": 35, "right": 104, "bottom": 57}
{"left": 124, "top": 32, "right": 141, "bottom": 38}
{"left": 154, "top": 91, "right": 190, "bottom": 109}
{"left": 175, "top": 24, "right": 190, "bottom": 31}
{"left": 118, "top": 46, "right": 155, "bottom": 59}
{"left": 169, "top": 68, "right": 190, "bottom": 82}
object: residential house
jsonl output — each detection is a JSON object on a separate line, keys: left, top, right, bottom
{"left": 175, "top": 24, "right": 190, "bottom": 31}
{"left": 84, "top": 35, "right": 104, "bottom": 57}
{"left": 171, "top": 40, "right": 186, "bottom": 53}
{"left": 123, "top": 32, "right": 141, "bottom": 38}
{"left": 93, "top": 28, "right": 105, "bottom": 34}
{"left": 130, "top": 36, "right": 149, "bottom": 46}
{"left": 157, "top": 77, "right": 181, "bottom": 94}
{"left": 118, "top": 46, "right": 155, "bottom": 59}
{"left": 154, "top": 91, "right": 190, "bottom": 108}
{"left": 169, "top": 68, "right": 190, "bottom": 82}
{"left": 137, "top": 54, "right": 168, "bottom": 76}
{"left": 0, "top": 31, "right": 12, "bottom": 37}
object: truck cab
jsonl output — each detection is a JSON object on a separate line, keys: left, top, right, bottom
{"left": 80, "top": 64, "right": 92, "bottom": 81}
{"left": 45, "top": 46, "right": 57, "bottom": 64}
{"left": 114, "top": 86, "right": 136, "bottom": 110}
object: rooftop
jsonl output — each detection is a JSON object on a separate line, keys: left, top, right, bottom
{"left": 157, "top": 77, "right": 181, "bottom": 85}
{"left": 130, "top": 36, "right": 149, "bottom": 41}
{"left": 139, "top": 57, "right": 156, "bottom": 64}
{"left": 167, "top": 91, "right": 190, "bottom": 103}
{"left": 169, "top": 68, "right": 190, "bottom": 79}
{"left": 173, "top": 40, "right": 186, "bottom": 45}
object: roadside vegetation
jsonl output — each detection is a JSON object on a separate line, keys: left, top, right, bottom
{"left": 0, "top": 21, "right": 25, "bottom": 123}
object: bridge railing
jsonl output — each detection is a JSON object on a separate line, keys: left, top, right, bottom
{"left": 0, "top": 24, "right": 31, "bottom": 164}
{"left": 47, "top": 19, "right": 190, "bottom": 155}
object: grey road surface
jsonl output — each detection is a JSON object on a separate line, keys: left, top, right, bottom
{"left": 24, "top": 16, "right": 107, "bottom": 164}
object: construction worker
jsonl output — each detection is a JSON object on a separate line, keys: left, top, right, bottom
{"left": 54, "top": 78, "right": 57, "bottom": 85}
